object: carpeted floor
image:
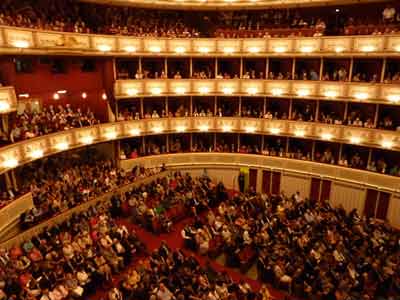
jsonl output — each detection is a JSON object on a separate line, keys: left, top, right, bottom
{"left": 88, "top": 212, "right": 294, "bottom": 300}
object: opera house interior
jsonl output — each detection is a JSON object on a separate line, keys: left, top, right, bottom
{"left": 0, "top": 0, "right": 399, "bottom": 299}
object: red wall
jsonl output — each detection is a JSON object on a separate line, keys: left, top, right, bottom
{"left": 0, "top": 56, "right": 114, "bottom": 122}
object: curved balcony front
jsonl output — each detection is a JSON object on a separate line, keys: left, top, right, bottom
{"left": 0, "top": 117, "right": 400, "bottom": 174}
{"left": 1, "top": 26, "right": 400, "bottom": 57}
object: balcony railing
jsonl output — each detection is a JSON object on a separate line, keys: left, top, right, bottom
{"left": 0, "top": 117, "right": 399, "bottom": 173}
{"left": 0, "top": 87, "right": 17, "bottom": 114}
{"left": 115, "top": 79, "right": 400, "bottom": 105}
{"left": 1, "top": 26, "right": 400, "bottom": 56}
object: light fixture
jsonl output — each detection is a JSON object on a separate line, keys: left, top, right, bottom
{"left": 350, "top": 136, "right": 361, "bottom": 144}
{"left": 57, "top": 90, "right": 67, "bottom": 94}
{"left": 12, "top": 40, "right": 29, "bottom": 48}
{"left": 18, "top": 93, "right": 30, "bottom": 98}
{"left": 152, "top": 126, "right": 164, "bottom": 133}
{"left": 55, "top": 141, "right": 69, "bottom": 150}
{"left": 223, "top": 47, "right": 235, "bottom": 54}
{"left": 270, "top": 128, "right": 281, "bottom": 135}
{"left": 382, "top": 140, "right": 393, "bottom": 149}
{"left": 300, "top": 46, "right": 314, "bottom": 53}
{"left": 130, "top": 128, "right": 141, "bottom": 136}
{"left": 271, "top": 88, "right": 283, "bottom": 96}
{"left": 175, "top": 87, "right": 186, "bottom": 95}
{"left": 81, "top": 135, "right": 94, "bottom": 145}
{"left": 29, "top": 149, "right": 44, "bottom": 159}
{"left": 149, "top": 46, "right": 161, "bottom": 53}
{"left": 395, "top": 45, "right": 400, "bottom": 52}
{"left": 248, "top": 47, "right": 260, "bottom": 53}
{"left": 324, "top": 90, "right": 338, "bottom": 98}
{"left": 222, "top": 124, "right": 232, "bottom": 132}
{"left": 176, "top": 125, "right": 187, "bottom": 132}
{"left": 102, "top": 92, "right": 107, "bottom": 100}
{"left": 53, "top": 93, "right": 60, "bottom": 100}
{"left": 0, "top": 101, "right": 10, "bottom": 112}
{"left": 124, "top": 46, "right": 136, "bottom": 53}
{"left": 198, "top": 124, "right": 209, "bottom": 132}
{"left": 335, "top": 46, "right": 345, "bottom": 53}
{"left": 246, "top": 87, "right": 258, "bottom": 95}
{"left": 81, "top": 92, "right": 87, "bottom": 99}
{"left": 174, "top": 46, "right": 186, "bottom": 54}
{"left": 98, "top": 44, "right": 112, "bottom": 52}
{"left": 151, "top": 87, "right": 162, "bottom": 95}
{"left": 297, "top": 89, "right": 310, "bottom": 97}
{"left": 294, "top": 129, "right": 305, "bottom": 137}
{"left": 387, "top": 94, "right": 400, "bottom": 103}
{"left": 321, "top": 132, "right": 333, "bottom": 140}
{"left": 126, "top": 88, "right": 138, "bottom": 96}
{"left": 273, "top": 46, "right": 287, "bottom": 53}
{"left": 198, "top": 47, "right": 210, "bottom": 53}
{"left": 354, "top": 92, "right": 368, "bottom": 100}
{"left": 104, "top": 131, "right": 117, "bottom": 139}
{"left": 361, "top": 45, "right": 375, "bottom": 52}
{"left": 245, "top": 126, "right": 256, "bottom": 133}
{"left": 222, "top": 87, "right": 233, "bottom": 95}
{"left": 2, "top": 157, "right": 18, "bottom": 168}
{"left": 198, "top": 86, "right": 210, "bottom": 94}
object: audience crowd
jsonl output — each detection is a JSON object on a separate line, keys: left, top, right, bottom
{"left": 0, "top": 0, "right": 398, "bottom": 38}
{"left": 0, "top": 202, "right": 146, "bottom": 300}
{"left": 184, "top": 191, "right": 400, "bottom": 300}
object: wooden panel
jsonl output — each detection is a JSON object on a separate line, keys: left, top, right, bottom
{"left": 249, "top": 169, "right": 258, "bottom": 192}
{"left": 376, "top": 192, "right": 390, "bottom": 221}
{"left": 271, "top": 171, "right": 281, "bottom": 195}
{"left": 310, "top": 178, "right": 321, "bottom": 202}
{"left": 387, "top": 195, "right": 400, "bottom": 228}
{"left": 364, "top": 189, "right": 378, "bottom": 218}
{"left": 320, "top": 180, "right": 331, "bottom": 202}
{"left": 330, "top": 182, "right": 365, "bottom": 213}
{"left": 281, "top": 173, "right": 310, "bottom": 199}
{"left": 262, "top": 170, "right": 271, "bottom": 194}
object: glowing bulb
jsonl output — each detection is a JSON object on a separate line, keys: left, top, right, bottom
{"left": 248, "top": 47, "right": 260, "bottom": 53}
{"left": 98, "top": 44, "right": 111, "bottom": 52}
{"left": 245, "top": 126, "right": 256, "bottom": 133}
{"left": 151, "top": 88, "right": 162, "bottom": 95}
{"left": 29, "top": 149, "right": 44, "bottom": 159}
{"left": 102, "top": 93, "right": 107, "bottom": 100}
{"left": 152, "top": 126, "right": 163, "bottom": 133}
{"left": 350, "top": 136, "right": 361, "bottom": 144}
{"left": 174, "top": 46, "right": 186, "bottom": 53}
{"left": 294, "top": 129, "right": 305, "bottom": 137}
{"left": 354, "top": 92, "right": 368, "bottom": 100}
{"left": 222, "top": 87, "right": 233, "bottom": 95}
{"left": 222, "top": 125, "right": 232, "bottom": 132}
{"left": 124, "top": 46, "right": 136, "bottom": 53}
{"left": 198, "top": 124, "right": 209, "bottom": 132}
{"left": 53, "top": 93, "right": 60, "bottom": 100}
{"left": 175, "top": 87, "right": 186, "bottom": 95}
{"left": 274, "top": 46, "right": 287, "bottom": 53}
{"left": 198, "top": 87, "right": 210, "bottom": 94}
{"left": 176, "top": 125, "right": 186, "bottom": 132}
{"left": 149, "top": 46, "right": 161, "bottom": 53}
{"left": 12, "top": 40, "right": 29, "bottom": 48}
{"left": 395, "top": 45, "right": 400, "bottom": 52}
{"left": 321, "top": 132, "right": 333, "bottom": 140}
{"left": 387, "top": 94, "right": 400, "bottom": 103}
{"left": 199, "top": 47, "right": 210, "bottom": 53}
{"left": 297, "top": 89, "right": 310, "bottom": 97}
{"left": 0, "top": 101, "right": 10, "bottom": 112}
{"left": 300, "top": 46, "right": 314, "bottom": 53}
{"left": 130, "top": 128, "right": 141, "bottom": 136}
{"left": 246, "top": 87, "right": 258, "bottom": 95}
{"left": 104, "top": 131, "right": 117, "bottom": 139}
{"left": 55, "top": 142, "right": 69, "bottom": 150}
{"left": 57, "top": 90, "right": 67, "bottom": 94}
{"left": 2, "top": 158, "right": 18, "bottom": 168}
{"left": 126, "top": 89, "right": 138, "bottom": 96}
{"left": 271, "top": 88, "right": 283, "bottom": 96}
{"left": 361, "top": 45, "right": 375, "bottom": 52}
{"left": 324, "top": 90, "right": 338, "bottom": 98}
{"left": 335, "top": 46, "right": 345, "bottom": 53}
{"left": 81, "top": 92, "right": 87, "bottom": 99}
{"left": 382, "top": 140, "right": 393, "bottom": 149}
{"left": 18, "top": 93, "right": 30, "bottom": 98}
{"left": 270, "top": 128, "right": 281, "bottom": 135}
{"left": 223, "top": 47, "right": 234, "bottom": 54}
{"left": 81, "top": 135, "right": 94, "bottom": 145}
